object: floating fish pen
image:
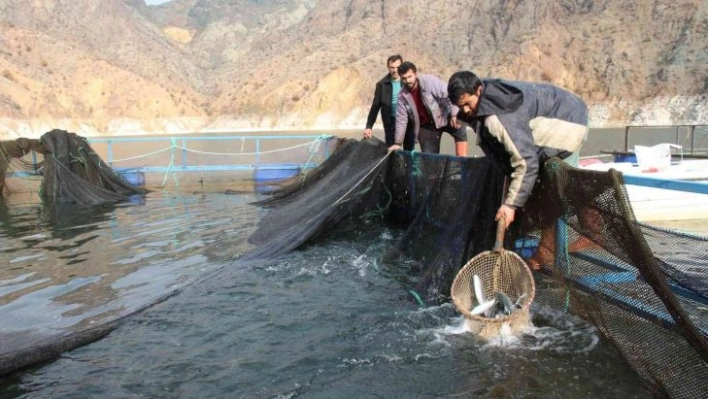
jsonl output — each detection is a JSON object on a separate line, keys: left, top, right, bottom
{"left": 1, "top": 130, "right": 707, "bottom": 398}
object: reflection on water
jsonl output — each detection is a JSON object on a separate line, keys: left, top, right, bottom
{"left": 0, "top": 202, "right": 651, "bottom": 398}
{"left": 0, "top": 189, "right": 258, "bottom": 339}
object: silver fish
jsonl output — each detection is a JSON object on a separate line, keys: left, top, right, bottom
{"left": 473, "top": 274, "right": 486, "bottom": 304}
{"left": 471, "top": 299, "right": 496, "bottom": 317}
{"left": 495, "top": 292, "right": 515, "bottom": 316}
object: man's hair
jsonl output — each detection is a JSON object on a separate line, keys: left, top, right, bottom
{"left": 447, "top": 71, "right": 483, "bottom": 103}
{"left": 397, "top": 61, "right": 417, "bottom": 75}
{"left": 386, "top": 54, "right": 403, "bottom": 65}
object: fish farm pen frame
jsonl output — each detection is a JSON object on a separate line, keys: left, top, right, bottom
{"left": 11, "top": 134, "right": 335, "bottom": 179}
{"left": 91, "top": 134, "right": 334, "bottom": 174}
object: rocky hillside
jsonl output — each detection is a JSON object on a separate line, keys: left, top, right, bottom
{"left": 0, "top": 0, "right": 705, "bottom": 137}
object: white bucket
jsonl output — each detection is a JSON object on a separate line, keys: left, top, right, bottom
{"left": 634, "top": 143, "right": 682, "bottom": 172}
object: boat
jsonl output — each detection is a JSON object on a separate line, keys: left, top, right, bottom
{"left": 581, "top": 156, "right": 708, "bottom": 222}
{"left": 579, "top": 127, "right": 708, "bottom": 226}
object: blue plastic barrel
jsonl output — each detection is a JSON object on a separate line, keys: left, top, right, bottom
{"left": 253, "top": 163, "right": 301, "bottom": 194}
{"left": 514, "top": 238, "right": 539, "bottom": 259}
{"left": 114, "top": 168, "right": 146, "bottom": 187}
{"left": 614, "top": 153, "right": 637, "bottom": 163}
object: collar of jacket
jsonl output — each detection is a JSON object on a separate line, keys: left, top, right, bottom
{"left": 401, "top": 74, "right": 434, "bottom": 94}
{"left": 474, "top": 79, "right": 524, "bottom": 117}
{"left": 381, "top": 73, "right": 395, "bottom": 84}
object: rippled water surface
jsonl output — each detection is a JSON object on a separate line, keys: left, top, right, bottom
{"left": 0, "top": 187, "right": 652, "bottom": 398}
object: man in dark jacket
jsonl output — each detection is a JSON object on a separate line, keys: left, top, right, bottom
{"left": 448, "top": 71, "right": 591, "bottom": 269}
{"left": 363, "top": 55, "right": 415, "bottom": 150}
{"left": 448, "top": 71, "right": 588, "bottom": 228}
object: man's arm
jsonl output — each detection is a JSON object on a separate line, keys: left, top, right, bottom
{"left": 365, "top": 81, "right": 383, "bottom": 130}
{"left": 485, "top": 114, "right": 540, "bottom": 211}
{"left": 430, "top": 75, "right": 460, "bottom": 126}
{"left": 389, "top": 93, "right": 410, "bottom": 151}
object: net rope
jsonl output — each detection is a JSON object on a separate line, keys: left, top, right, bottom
{"left": 101, "top": 135, "right": 333, "bottom": 164}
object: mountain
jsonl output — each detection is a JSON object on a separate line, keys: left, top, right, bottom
{"left": 0, "top": 0, "right": 705, "bottom": 137}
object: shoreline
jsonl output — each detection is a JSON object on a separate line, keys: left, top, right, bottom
{"left": 1, "top": 111, "right": 705, "bottom": 140}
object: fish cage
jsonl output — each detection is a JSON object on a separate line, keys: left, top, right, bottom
{"left": 1, "top": 132, "right": 342, "bottom": 196}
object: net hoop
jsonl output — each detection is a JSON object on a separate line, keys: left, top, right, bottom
{"left": 451, "top": 249, "right": 536, "bottom": 337}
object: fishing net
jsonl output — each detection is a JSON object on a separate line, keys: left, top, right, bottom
{"left": 451, "top": 229, "right": 536, "bottom": 338}
{"left": 245, "top": 138, "right": 506, "bottom": 302}
{"left": 0, "top": 137, "right": 40, "bottom": 196}
{"left": 243, "top": 137, "right": 392, "bottom": 260}
{"left": 245, "top": 139, "right": 708, "bottom": 398}
{"left": 514, "top": 159, "right": 708, "bottom": 399}
{"left": 1, "top": 129, "right": 146, "bottom": 205}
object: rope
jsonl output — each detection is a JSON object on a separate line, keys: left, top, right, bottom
{"left": 332, "top": 152, "right": 390, "bottom": 207}
{"left": 172, "top": 139, "right": 328, "bottom": 157}
{"left": 300, "top": 135, "right": 332, "bottom": 182}
{"left": 106, "top": 137, "right": 331, "bottom": 164}
{"left": 409, "top": 289, "right": 426, "bottom": 307}
{"left": 359, "top": 181, "right": 393, "bottom": 220}
{"left": 411, "top": 150, "right": 422, "bottom": 177}
{"left": 107, "top": 146, "right": 174, "bottom": 163}
{"left": 160, "top": 137, "right": 179, "bottom": 188}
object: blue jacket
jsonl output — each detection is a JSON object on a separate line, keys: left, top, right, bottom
{"left": 458, "top": 79, "right": 588, "bottom": 208}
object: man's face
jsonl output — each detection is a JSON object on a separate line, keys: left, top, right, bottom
{"left": 388, "top": 60, "right": 402, "bottom": 80}
{"left": 456, "top": 86, "right": 483, "bottom": 117}
{"left": 400, "top": 69, "right": 418, "bottom": 91}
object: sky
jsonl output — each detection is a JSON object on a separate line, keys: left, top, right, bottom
{"left": 144, "top": 0, "right": 173, "bottom": 5}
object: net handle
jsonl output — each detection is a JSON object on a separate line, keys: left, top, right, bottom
{"left": 493, "top": 176, "right": 509, "bottom": 252}
{"left": 493, "top": 217, "right": 506, "bottom": 252}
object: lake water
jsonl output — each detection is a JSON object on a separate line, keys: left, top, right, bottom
{"left": 0, "top": 185, "right": 653, "bottom": 398}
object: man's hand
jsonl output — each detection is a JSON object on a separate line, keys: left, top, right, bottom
{"left": 387, "top": 144, "right": 401, "bottom": 153}
{"left": 450, "top": 115, "right": 460, "bottom": 129}
{"left": 363, "top": 129, "right": 373, "bottom": 139}
{"left": 495, "top": 204, "right": 516, "bottom": 229}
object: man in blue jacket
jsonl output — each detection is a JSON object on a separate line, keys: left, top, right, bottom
{"left": 363, "top": 54, "right": 415, "bottom": 150}
{"left": 387, "top": 62, "right": 468, "bottom": 156}
{"left": 448, "top": 71, "right": 590, "bottom": 268}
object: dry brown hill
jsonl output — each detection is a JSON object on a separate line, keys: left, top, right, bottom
{"left": 0, "top": 0, "right": 705, "bottom": 137}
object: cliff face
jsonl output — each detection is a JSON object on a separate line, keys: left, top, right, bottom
{"left": 0, "top": 0, "right": 705, "bottom": 136}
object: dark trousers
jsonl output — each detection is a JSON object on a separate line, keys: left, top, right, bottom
{"left": 384, "top": 123, "right": 416, "bottom": 151}
{"left": 418, "top": 123, "right": 467, "bottom": 154}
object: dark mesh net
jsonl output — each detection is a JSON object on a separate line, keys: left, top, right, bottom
{"left": 246, "top": 139, "right": 708, "bottom": 398}
{"left": 0, "top": 129, "right": 146, "bottom": 205}
{"left": 515, "top": 159, "right": 708, "bottom": 398}
{"left": 38, "top": 129, "right": 147, "bottom": 205}
{"left": 244, "top": 137, "right": 392, "bottom": 260}
{"left": 245, "top": 138, "right": 505, "bottom": 303}
{"left": 380, "top": 151, "right": 504, "bottom": 302}
{"left": 0, "top": 137, "right": 40, "bottom": 196}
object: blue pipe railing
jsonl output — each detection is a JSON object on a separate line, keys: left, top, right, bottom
{"left": 86, "top": 135, "right": 333, "bottom": 173}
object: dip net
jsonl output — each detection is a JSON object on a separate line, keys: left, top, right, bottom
{"left": 451, "top": 245, "right": 536, "bottom": 338}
